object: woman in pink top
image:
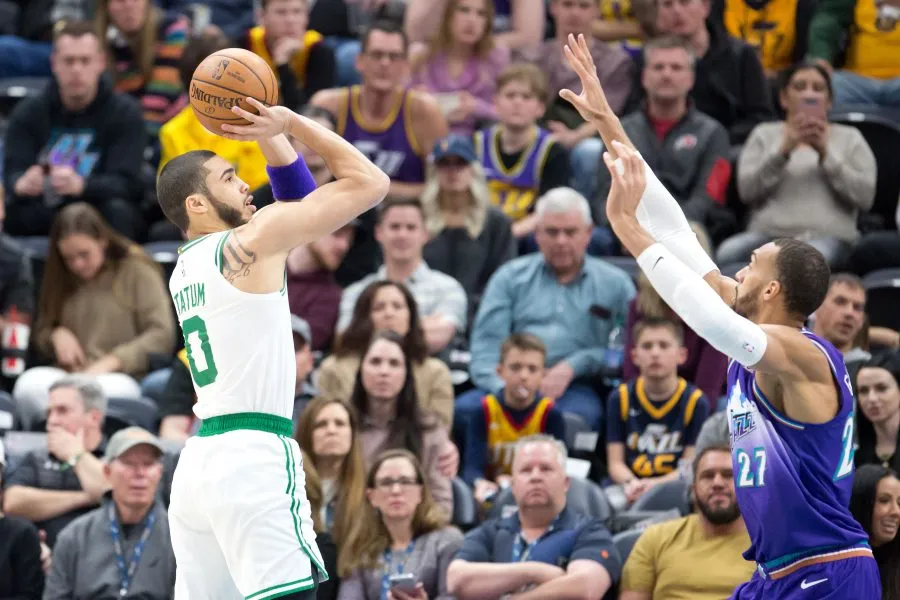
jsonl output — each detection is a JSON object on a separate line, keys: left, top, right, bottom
{"left": 410, "top": 0, "right": 510, "bottom": 136}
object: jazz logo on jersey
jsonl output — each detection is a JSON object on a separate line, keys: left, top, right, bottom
{"left": 627, "top": 424, "right": 683, "bottom": 476}
{"left": 731, "top": 411, "right": 756, "bottom": 443}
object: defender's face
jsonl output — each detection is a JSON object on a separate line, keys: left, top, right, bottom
{"left": 733, "top": 242, "right": 779, "bottom": 321}
{"left": 202, "top": 156, "right": 255, "bottom": 227}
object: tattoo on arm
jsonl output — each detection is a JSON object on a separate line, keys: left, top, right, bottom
{"left": 221, "top": 232, "right": 257, "bottom": 283}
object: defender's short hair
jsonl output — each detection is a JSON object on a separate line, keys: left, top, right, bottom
{"left": 157, "top": 150, "right": 216, "bottom": 232}
{"left": 773, "top": 238, "right": 832, "bottom": 318}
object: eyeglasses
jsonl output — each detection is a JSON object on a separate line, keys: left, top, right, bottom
{"left": 374, "top": 477, "right": 421, "bottom": 491}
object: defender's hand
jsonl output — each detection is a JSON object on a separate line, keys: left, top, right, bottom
{"left": 559, "top": 33, "right": 613, "bottom": 124}
{"left": 221, "top": 98, "right": 293, "bottom": 141}
{"left": 604, "top": 141, "right": 646, "bottom": 223}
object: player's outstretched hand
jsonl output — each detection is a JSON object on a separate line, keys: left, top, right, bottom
{"left": 559, "top": 33, "right": 612, "bottom": 124}
{"left": 220, "top": 98, "right": 293, "bottom": 141}
{"left": 604, "top": 140, "right": 646, "bottom": 222}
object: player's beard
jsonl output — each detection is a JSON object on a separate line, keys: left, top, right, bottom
{"left": 209, "top": 196, "right": 248, "bottom": 229}
{"left": 733, "top": 286, "right": 759, "bottom": 321}
{"left": 697, "top": 495, "right": 742, "bottom": 525}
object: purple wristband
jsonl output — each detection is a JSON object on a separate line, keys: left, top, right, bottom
{"left": 266, "top": 156, "right": 317, "bottom": 201}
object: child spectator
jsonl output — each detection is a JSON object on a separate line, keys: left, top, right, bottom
{"left": 606, "top": 317, "right": 709, "bottom": 504}
{"left": 462, "top": 333, "right": 566, "bottom": 505}
{"left": 474, "top": 64, "right": 570, "bottom": 244}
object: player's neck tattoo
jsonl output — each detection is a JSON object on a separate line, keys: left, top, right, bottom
{"left": 222, "top": 231, "right": 257, "bottom": 283}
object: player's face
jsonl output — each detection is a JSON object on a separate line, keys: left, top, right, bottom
{"left": 642, "top": 47, "right": 695, "bottom": 103}
{"left": 631, "top": 326, "right": 686, "bottom": 379}
{"left": 450, "top": 0, "right": 490, "bottom": 47}
{"left": 51, "top": 34, "right": 106, "bottom": 107}
{"left": 367, "top": 456, "right": 423, "bottom": 521}
{"left": 310, "top": 402, "right": 353, "bottom": 460}
{"left": 550, "top": 0, "right": 598, "bottom": 39}
{"left": 46, "top": 387, "right": 97, "bottom": 434}
{"left": 435, "top": 156, "right": 474, "bottom": 194}
{"left": 309, "top": 226, "right": 354, "bottom": 272}
{"left": 203, "top": 157, "right": 255, "bottom": 227}
{"left": 370, "top": 285, "right": 412, "bottom": 337}
{"left": 58, "top": 233, "right": 107, "bottom": 282}
{"left": 511, "top": 442, "right": 569, "bottom": 510}
{"left": 361, "top": 338, "right": 408, "bottom": 402}
{"left": 497, "top": 348, "right": 545, "bottom": 404}
{"left": 535, "top": 210, "right": 592, "bottom": 276}
{"left": 656, "top": 0, "right": 709, "bottom": 37}
{"left": 870, "top": 475, "right": 900, "bottom": 547}
{"left": 357, "top": 31, "right": 408, "bottom": 93}
{"left": 106, "top": 0, "right": 148, "bottom": 34}
{"left": 260, "top": 0, "right": 309, "bottom": 41}
{"left": 494, "top": 81, "right": 545, "bottom": 130}
{"left": 106, "top": 445, "right": 163, "bottom": 510}
{"left": 693, "top": 449, "right": 741, "bottom": 525}
{"left": 375, "top": 206, "right": 428, "bottom": 264}
{"left": 814, "top": 283, "right": 866, "bottom": 350}
{"left": 857, "top": 367, "right": 900, "bottom": 426}
{"left": 733, "top": 243, "right": 779, "bottom": 322}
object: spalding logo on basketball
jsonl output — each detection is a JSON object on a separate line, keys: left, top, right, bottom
{"left": 189, "top": 48, "right": 279, "bottom": 134}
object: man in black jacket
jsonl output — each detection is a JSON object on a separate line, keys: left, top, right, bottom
{"left": 624, "top": 0, "right": 775, "bottom": 145}
{"left": 2, "top": 21, "right": 147, "bottom": 240}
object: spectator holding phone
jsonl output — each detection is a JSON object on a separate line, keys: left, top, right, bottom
{"left": 337, "top": 449, "right": 463, "bottom": 600}
{"left": 717, "top": 61, "right": 877, "bottom": 268}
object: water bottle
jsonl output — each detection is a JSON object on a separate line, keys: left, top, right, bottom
{"left": 2, "top": 306, "right": 30, "bottom": 378}
{"left": 605, "top": 318, "right": 625, "bottom": 372}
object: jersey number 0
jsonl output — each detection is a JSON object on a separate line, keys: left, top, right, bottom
{"left": 182, "top": 315, "right": 219, "bottom": 387}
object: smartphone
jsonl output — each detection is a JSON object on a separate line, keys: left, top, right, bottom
{"left": 389, "top": 573, "right": 419, "bottom": 594}
{"left": 799, "top": 97, "right": 826, "bottom": 121}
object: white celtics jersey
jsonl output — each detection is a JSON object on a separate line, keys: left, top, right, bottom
{"left": 169, "top": 231, "right": 296, "bottom": 420}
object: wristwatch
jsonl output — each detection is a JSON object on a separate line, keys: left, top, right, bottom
{"left": 67, "top": 451, "right": 85, "bottom": 469}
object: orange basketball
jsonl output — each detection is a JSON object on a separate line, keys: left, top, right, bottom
{"left": 189, "top": 48, "right": 279, "bottom": 135}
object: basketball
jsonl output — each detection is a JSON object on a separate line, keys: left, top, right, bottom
{"left": 189, "top": 48, "right": 279, "bottom": 134}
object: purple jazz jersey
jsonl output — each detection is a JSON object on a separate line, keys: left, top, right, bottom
{"left": 730, "top": 555, "right": 881, "bottom": 599}
{"left": 725, "top": 330, "right": 868, "bottom": 568}
{"left": 339, "top": 86, "right": 424, "bottom": 184}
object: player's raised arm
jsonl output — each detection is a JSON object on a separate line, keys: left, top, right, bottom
{"left": 221, "top": 99, "right": 390, "bottom": 257}
{"left": 604, "top": 144, "right": 831, "bottom": 391}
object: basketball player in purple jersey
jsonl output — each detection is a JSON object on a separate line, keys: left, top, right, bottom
{"left": 559, "top": 34, "right": 881, "bottom": 598}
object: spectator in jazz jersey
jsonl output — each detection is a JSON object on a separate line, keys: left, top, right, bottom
{"left": 606, "top": 318, "right": 708, "bottom": 504}
{"left": 566, "top": 28, "right": 880, "bottom": 596}
{"left": 461, "top": 333, "right": 566, "bottom": 505}
{"left": 311, "top": 20, "right": 449, "bottom": 201}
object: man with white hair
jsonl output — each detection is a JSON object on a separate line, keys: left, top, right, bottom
{"left": 447, "top": 434, "right": 621, "bottom": 599}
{"left": 456, "top": 187, "right": 635, "bottom": 432}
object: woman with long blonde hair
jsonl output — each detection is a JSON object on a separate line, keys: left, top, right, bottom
{"left": 295, "top": 397, "right": 367, "bottom": 546}
{"left": 622, "top": 224, "right": 727, "bottom": 406}
{"left": 420, "top": 136, "right": 516, "bottom": 318}
{"left": 410, "top": 0, "right": 509, "bottom": 135}
{"left": 12, "top": 202, "right": 175, "bottom": 430}
{"left": 95, "top": 0, "right": 188, "bottom": 135}
{"left": 337, "top": 449, "right": 462, "bottom": 599}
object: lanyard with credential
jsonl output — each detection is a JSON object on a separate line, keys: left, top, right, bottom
{"left": 379, "top": 540, "right": 416, "bottom": 600}
{"left": 108, "top": 504, "right": 157, "bottom": 598}
{"left": 510, "top": 517, "right": 559, "bottom": 563}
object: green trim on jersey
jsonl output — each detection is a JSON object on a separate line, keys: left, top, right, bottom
{"left": 178, "top": 233, "right": 211, "bottom": 254}
{"left": 281, "top": 269, "right": 287, "bottom": 295}
{"left": 214, "top": 231, "right": 229, "bottom": 273}
{"left": 197, "top": 412, "right": 293, "bottom": 437}
{"left": 279, "top": 435, "right": 329, "bottom": 580}
{"left": 245, "top": 576, "right": 315, "bottom": 600}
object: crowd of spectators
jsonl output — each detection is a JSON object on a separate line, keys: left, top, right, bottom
{"left": 0, "top": 0, "right": 900, "bottom": 598}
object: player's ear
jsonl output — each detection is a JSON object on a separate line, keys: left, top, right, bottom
{"left": 185, "top": 193, "right": 208, "bottom": 215}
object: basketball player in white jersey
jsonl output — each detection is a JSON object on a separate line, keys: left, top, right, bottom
{"left": 156, "top": 98, "right": 389, "bottom": 600}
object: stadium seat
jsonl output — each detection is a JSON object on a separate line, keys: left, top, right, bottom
{"left": 15, "top": 236, "right": 50, "bottom": 258}
{"left": 0, "top": 390, "right": 16, "bottom": 433}
{"left": 0, "top": 1, "right": 19, "bottom": 36}
{"left": 829, "top": 108, "right": 900, "bottom": 232}
{"left": 629, "top": 478, "right": 691, "bottom": 515}
{"left": 3, "top": 431, "right": 47, "bottom": 458}
{"left": 105, "top": 396, "right": 160, "bottom": 435}
{"left": 0, "top": 77, "right": 50, "bottom": 116}
{"left": 487, "top": 477, "right": 614, "bottom": 526}
{"left": 613, "top": 528, "right": 643, "bottom": 563}
{"left": 450, "top": 477, "right": 479, "bottom": 532}
{"left": 719, "top": 261, "right": 745, "bottom": 279}
{"left": 562, "top": 411, "right": 592, "bottom": 453}
{"left": 862, "top": 268, "right": 900, "bottom": 331}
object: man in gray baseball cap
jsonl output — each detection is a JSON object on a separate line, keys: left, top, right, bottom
{"left": 103, "top": 426, "right": 165, "bottom": 463}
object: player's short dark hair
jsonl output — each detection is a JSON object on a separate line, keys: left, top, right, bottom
{"left": 772, "top": 238, "right": 831, "bottom": 319}
{"left": 157, "top": 150, "right": 216, "bottom": 232}
{"left": 361, "top": 20, "right": 408, "bottom": 53}
{"left": 632, "top": 316, "right": 684, "bottom": 346}
{"left": 829, "top": 272, "right": 865, "bottom": 293}
{"left": 499, "top": 333, "right": 547, "bottom": 364}
{"left": 376, "top": 197, "right": 425, "bottom": 225}
{"left": 178, "top": 29, "right": 229, "bottom": 87}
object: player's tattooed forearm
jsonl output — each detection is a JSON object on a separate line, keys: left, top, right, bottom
{"left": 222, "top": 232, "right": 256, "bottom": 283}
